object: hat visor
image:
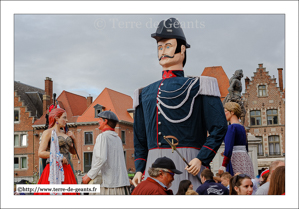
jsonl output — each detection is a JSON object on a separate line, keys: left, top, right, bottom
{"left": 170, "top": 169, "right": 183, "bottom": 174}
{"left": 151, "top": 33, "right": 190, "bottom": 48}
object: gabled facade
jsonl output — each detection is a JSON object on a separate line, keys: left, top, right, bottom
{"left": 242, "top": 64, "right": 285, "bottom": 160}
{"left": 14, "top": 80, "right": 46, "bottom": 183}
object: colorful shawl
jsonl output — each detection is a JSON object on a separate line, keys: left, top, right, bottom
{"left": 48, "top": 129, "right": 64, "bottom": 195}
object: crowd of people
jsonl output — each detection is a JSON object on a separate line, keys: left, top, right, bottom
{"left": 129, "top": 157, "right": 285, "bottom": 195}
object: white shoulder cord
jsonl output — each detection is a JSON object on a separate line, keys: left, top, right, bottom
{"left": 156, "top": 78, "right": 201, "bottom": 123}
{"left": 158, "top": 78, "right": 195, "bottom": 100}
{"left": 159, "top": 77, "right": 195, "bottom": 93}
{"left": 157, "top": 77, "right": 199, "bottom": 109}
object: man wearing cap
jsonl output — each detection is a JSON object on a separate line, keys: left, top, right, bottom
{"left": 131, "top": 157, "right": 182, "bottom": 195}
{"left": 132, "top": 17, "right": 227, "bottom": 193}
{"left": 82, "top": 111, "right": 130, "bottom": 195}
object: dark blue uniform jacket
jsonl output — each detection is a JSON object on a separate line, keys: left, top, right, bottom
{"left": 133, "top": 70, "right": 228, "bottom": 173}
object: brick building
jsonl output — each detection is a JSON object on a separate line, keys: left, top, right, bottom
{"left": 14, "top": 80, "right": 46, "bottom": 183}
{"left": 33, "top": 87, "right": 134, "bottom": 177}
{"left": 242, "top": 64, "right": 285, "bottom": 161}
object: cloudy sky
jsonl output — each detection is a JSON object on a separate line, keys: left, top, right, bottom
{"left": 14, "top": 14, "right": 285, "bottom": 99}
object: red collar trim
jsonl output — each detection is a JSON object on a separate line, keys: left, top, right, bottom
{"left": 162, "top": 70, "right": 180, "bottom": 79}
{"left": 102, "top": 127, "right": 115, "bottom": 132}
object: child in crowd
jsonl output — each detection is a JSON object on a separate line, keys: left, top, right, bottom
{"left": 220, "top": 172, "right": 232, "bottom": 190}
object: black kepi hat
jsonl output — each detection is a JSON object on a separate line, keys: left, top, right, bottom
{"left": 152, "top": 156, "right": 183, "bottom": 174}
{"left": 151, "top": 17, "right": 190, "bottom": 48}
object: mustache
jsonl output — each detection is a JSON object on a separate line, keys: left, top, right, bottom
{"left": 159, "top": 54, "right": 174, "bottom": 61}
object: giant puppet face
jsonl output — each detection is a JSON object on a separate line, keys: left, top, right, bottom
{"left": 157, "top": 38, "right": 186, "bottom": 70}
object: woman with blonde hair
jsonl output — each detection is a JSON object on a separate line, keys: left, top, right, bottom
{"left": 34, "top": 108, "right": 79, "bottom": 195}
{"left": 218, "top": 102, "right": 255, "bottom": 179}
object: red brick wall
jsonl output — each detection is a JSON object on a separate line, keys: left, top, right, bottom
{"left": 243, "top": 64, "right": 285, "bottom": 157}
{"left": 14, "top": 92, "right": 36, "bottom": 179}
{"left": 116, "top": 123, "right": 135, "bottom": 172}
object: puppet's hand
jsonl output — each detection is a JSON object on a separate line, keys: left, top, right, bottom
{"left": 132, "top": 172, "right": 142, "bottom": 187}
{"left": 185, "top": 158, "right": 202, "bottom": 176}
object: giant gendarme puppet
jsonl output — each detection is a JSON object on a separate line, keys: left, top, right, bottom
{"left": 132, "top": 17, "right": 228, "bottom": 193}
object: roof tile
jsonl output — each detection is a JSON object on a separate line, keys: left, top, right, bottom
{"left": 201, "top": 66, "right": 229, "bottom": 101}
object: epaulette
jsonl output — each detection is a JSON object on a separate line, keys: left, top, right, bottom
{"left": 187, "top": 75, "right": 221, "bottom": 97}
{"left": 133, "top": 87, "right": 144, "bottom": 109}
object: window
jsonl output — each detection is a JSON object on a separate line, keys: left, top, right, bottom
{"left": 84, "top": 132, "right": 93, "bottom": 145}
{"left": 268, "top": 135, "right": 280, "bottom": 156}
{"left": 256, "top": 136, "right": 263, "bottom": 156}
{"left": 84, "top": 152, "right": 93, "bottom": 173}
{"left": 14, "top": 156, "right": 27, "bottom": 169}
{"left": 14, "top": 109, "right": 20, "bottom": 122}
{"left": 124, "top": 151, "right": 127, "bottom": 167}
{"left": 14, "top": 157, "right": 19, "bottom": 169}
{"left": 21, "top": 134, "right": 27, "bottom": 146}
{"left": 14, "top": 133, "right": 27, "bottom": 147}
{"left": 258, "top": 85, "right": 267, "bottom": 97}
{"left": 14, "top": 135, "right": 20, "bottom": 147}
{"left": 121, "top": 130, "right": 126, "bottom": 144}
{"left": 94, "top": 104, "right": 104, "bottom": 118}
{"left": 250, "top": 110, "right": 261, "bottom": 126}
{"left": 267, "top": 109, "right": 278, "bottom": 125}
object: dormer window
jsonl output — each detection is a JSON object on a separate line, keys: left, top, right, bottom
{"left": 94, "top": 104, "right": 105, "bottom": 117}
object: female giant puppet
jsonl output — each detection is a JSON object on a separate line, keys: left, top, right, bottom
{"left": 35, "top": 108, "right": 79, "bottom": 195}
{"left": 132, "top": 17, "right": 228, "bottom": 193}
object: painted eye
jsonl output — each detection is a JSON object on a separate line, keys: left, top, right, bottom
{"left": 159, "top": 47, "right": 162, "bottom": 50}
{"left": 166, "top": 46, "right": 170, "bottom": 49}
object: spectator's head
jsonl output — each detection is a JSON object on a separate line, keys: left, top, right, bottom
{"left": 268, "top": 166, "right": 285, "bottom": 195}
{"left": 185, "top": 190, "right": 198, "bottom": 195}
{"left": 176, "top": 180, "right": 192, "bottom": 195}
{"left": 214, "top": 173, "right": 221, "bottom": 183}
{"left": 230, "top": 174, "right": 253, "bottom": 195}
{"left": 148, "top": 157, "right": 182, "bottom": 189}
{"left": 220, "top": 172, "right": 232, "bottom": 187}
{"left": 260, "top": 169, "right": 270, "bottom": 186}
{"left": 97, "top": 111, "right": 119, "bottom": 130}
{"left": 200, "top": 168, "right": 214, "bottom": 184}
{"left": 269, "top": 160, "right": 285, "bottom": 174}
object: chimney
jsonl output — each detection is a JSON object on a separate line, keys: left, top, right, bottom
{"left": 87, "top": 95, "right": 93, "bottom": 107}
{"left": 43, "top": 77, "right": 53, "bottom": 113}
{"left": 245, "top": 76, "right": 250, "bottom": 90}
{"left": 258, "top": 63, "right": 263, "bottom": 69}
{"left": 277, "top": 68, "right": 283, "bottom": 91}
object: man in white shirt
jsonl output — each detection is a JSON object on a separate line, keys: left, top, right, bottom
{"left": 82, "top": 111, "right": 130, "bottom": 195}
